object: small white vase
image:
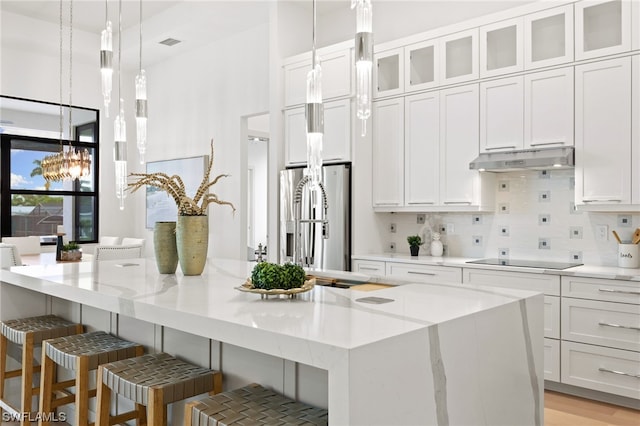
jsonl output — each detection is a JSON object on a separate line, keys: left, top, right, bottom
{"left": 430, "top": 232, "right": 443, "bottom": 257}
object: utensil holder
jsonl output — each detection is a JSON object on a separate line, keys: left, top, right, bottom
{"left": 618, "top": 243, "right": 639, "bottom": 268}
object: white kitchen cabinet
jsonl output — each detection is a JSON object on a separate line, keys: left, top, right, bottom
{"left": 284, "top": 47, "right": 352, "bottom": 107}
{"left": 386, "top": 262, "right": 462, "bottom": 284}
{"left": 352, "top": 259, "right": 386, "bottom": 276}
{"left": 439, "top": 29, "right": 479, "bottom": 85}
{"left": 404, "top": 39, "right": 439, "bottom": 92}
{"left": 480, "top": 17, "right": 524, "bottom": 78}
{"left": 561, "top": 275, "right": 640, "bottom": 305}
{"left": 524, "top": 67, "right": 574, "bottom": 148}
{"left": 544, "top": 338, "right": 561, "bottom": 382}
{"left": 480, "top": 76, "right": 524, "bottom": 152}
{"left": 575, "top": 0, "right": 632, "bottom": 61}
{"left": 404, "top": 92, "right": 439, "bottom": 207}
{"left": 284, "top": 99, "right": 352, "bottom": 166}
{"left": 561, "top": 298, "right": 640, "bottom": 352}
{"left": 440, "top": 84, "right": 493, "bottom": 209}
{"left": 374, "top": 48, "right": 404, "bottom": 99}
{"left": 524, "top": 4, "right": 574, "bottom": 70}
{"left": 372, "top": 98, "right": 404, "bottom": 207}
{"left": 575, "top": 57, "right": 632, "bottom": 207}
{"left": 561, "top": 341, "right": 640, "bottom": 399}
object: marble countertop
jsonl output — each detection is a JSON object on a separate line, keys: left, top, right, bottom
{"left": 352, "top": 253, "right": 640, "bottom": 281}
{"left": 0, "top": 258, "right": 537, "bottom": 365}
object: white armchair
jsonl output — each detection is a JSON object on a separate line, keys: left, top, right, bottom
{"left": 1, "top": 236, "right": 40, "bottom": 255}
{"left": 99, "top": 236, "right": 121, "bottom": 245}
{"left": 0, "top": 243, "right": 22, "bottom": 268}
{"left": 121, "top": 238, "right": 145, "bottom": 247}
{"left": 93, "top": 245, "right": 144, "bottom": 261}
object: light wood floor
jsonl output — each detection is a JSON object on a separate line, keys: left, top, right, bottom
{"left": 544, "top": 390, "right": 639, "bottom": 426}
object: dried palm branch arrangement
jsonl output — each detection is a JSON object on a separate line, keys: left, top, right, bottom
{"left": 127, "top": 139, "right": 235, "bottom": 216}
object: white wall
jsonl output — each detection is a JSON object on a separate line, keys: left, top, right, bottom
{"left": 131, "top": 23, "right": 270, "bottom": 260}
{"left": 0, "top": 10, "right": 139, "bottom": 242}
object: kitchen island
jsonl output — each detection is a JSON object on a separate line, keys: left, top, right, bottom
{"left": 0, "top": 258, "right": 543, "bottom": 425}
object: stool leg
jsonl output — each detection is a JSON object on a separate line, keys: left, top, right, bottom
{"left": 38, "top": 346, "right": 55, "bottom": 426}
{"left": 20, "top": 333, "right": 34, "bottom": 426}
{"left": 75, "top": 356, "right": 89, "bottom": 426}
{"left": 135, "top": 403, "right": 147, "bottom": 426}
{"left": 0, "top": 334, "right": 7, "bottom": 419}
{"left": 147, "top": 388, "right": 166, "bottom": 426}
{"left": 95, "top": 366, "right": 110, "bottom": 426}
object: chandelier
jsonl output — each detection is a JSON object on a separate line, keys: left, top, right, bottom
{"left": 42, "top": 0, "right": 91, "bottom": 182}
{"left": 352, "top": 0, "right": 373, "bottom": 136}
{"left": 305, "top": 0, "right": 323, "bottom": 187}
{"left": 100, "top": 0, "right": 113, "bottom": 117}
{"left": 114, "top": 0, "right": 128, "bottom": 210}
{"left": 135, "top": 0, "right": 148, "bottom": 164}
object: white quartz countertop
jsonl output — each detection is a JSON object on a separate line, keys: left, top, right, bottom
{"left": 0, "top": 258, "right": 537, "bottom": 364}
{"left": 353, "top": 253, "right": 640, "bottom": 281}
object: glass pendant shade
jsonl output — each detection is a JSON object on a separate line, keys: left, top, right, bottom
{"left": 100, "top": 21, "right": 113, "bottom": 117}
{"left": 305, "top": 61, "right": 323, "bottom": 186}
{"left": 135, "top": 69, "right": 148, "bottom": 164}
{"left": 113, "top": 106, "right": 127, "bottom": 210}
{"left": 353, "top": 0, "right": 373, "bottom": 136}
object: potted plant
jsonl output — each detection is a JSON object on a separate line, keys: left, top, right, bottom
{"left": 407, "top": 235, "right": 422, "bottom": 257}
{"left": 60, "top": 241, "right": 82, "bottom": 261}
{"left": 127, "top": 139, "right": 235, "bottom": 275}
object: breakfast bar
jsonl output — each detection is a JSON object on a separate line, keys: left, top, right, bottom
{"left": 0, "top": 258, "right": 543, "bottom": 425}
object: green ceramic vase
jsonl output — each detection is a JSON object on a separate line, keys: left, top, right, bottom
{"left": 154, "top": 221, "right": 178, "bottom": 274}
{"left": 176, "top": 215, "right": 209, "bottom": 275}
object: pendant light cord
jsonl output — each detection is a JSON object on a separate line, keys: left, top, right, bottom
{"left": 68, "top": 0, "right": 73, "bottom": 145}
{"left": 139, "top": 0, "right": 142, "bottom": 73}
{"left": 59, "top": 0, "right": 63, "bottom": 145}
{"left": 118, "top": 0, "right": 122, "bottom": 112}
{"left": 312, "top": 0, "right": 317, "bottom": 68}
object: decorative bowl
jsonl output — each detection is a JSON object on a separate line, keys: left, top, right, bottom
{"left": 235, "top": 277, "right": 315, "bottom": 298}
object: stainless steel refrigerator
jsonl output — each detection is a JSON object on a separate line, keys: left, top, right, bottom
{"left": 279, "top": 163, "right": 351, "bottom": 271}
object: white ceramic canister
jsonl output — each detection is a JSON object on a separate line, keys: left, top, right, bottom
{"left": 618, "top": 243, "right": 639, "bottom": 268}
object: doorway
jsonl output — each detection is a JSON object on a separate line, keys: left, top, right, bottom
{"left": 246, "top": 113, "right": 269, "bottom": 260}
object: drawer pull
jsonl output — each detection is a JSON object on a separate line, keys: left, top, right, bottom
{"left": 485, "top": 146, "right": 516, "bottom": 151}
{"left": 598, "top": 367, "right": 640, "bottom": 379}
{"left": 598, "top": 288, "right": 640, "bottom": 296}
{"left": 598, "top": 322, "right": 640, "bottom": 331}
{"left": 408, "top": 271, "right": 437, "bottom": 276}
{"left": 359, "top": 267, "right": 380, "bottom": 271}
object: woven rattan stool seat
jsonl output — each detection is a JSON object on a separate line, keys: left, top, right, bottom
{"left": 1, "top": 314, "right": 80, "bottom": 345}
{"left": 100, "top": 352, "right": 217, "bottom": 405}
{"left": 44, "top": 331, "right": 143, "bottom": 371}
{"left": 187, "top": 383, "right": 328, "bottom": 426}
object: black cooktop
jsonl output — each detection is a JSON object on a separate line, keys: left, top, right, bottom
{"left": 466, "top": 258, "right": 583, "bottom": 270}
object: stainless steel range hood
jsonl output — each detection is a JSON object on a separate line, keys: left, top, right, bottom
{"left": 469, "top": 146, "right": 574, "bottom": 172}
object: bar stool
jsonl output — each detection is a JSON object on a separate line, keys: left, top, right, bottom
{"left": 39, "top": 331, "right": 144, "bottom": 426}
{"left": 185, "top": 383, "right": 328, "bottom": 425}
{"left": 0, "top": 315, "right": 82, "bottom": 425}
{"left": 96, "top": 352, "right": 222, "bottom": 426}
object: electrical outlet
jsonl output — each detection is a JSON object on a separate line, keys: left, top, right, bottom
{"left": 389, "top": 242, "right": 396, "bottom": 252}
{"left": 390, "top": 223, "right": 397, "bottom": 233}
{"left": 446, "top": 223, "right": 455, "bottom": 234}
{"left": 596, "top": 225, "right": 608, "bottom": 241}
{"left": 417, "top": 214, "right": 426, "bottom": 224}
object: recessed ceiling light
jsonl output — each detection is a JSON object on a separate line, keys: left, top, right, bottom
{"left": 159, "top": 38, "right": 182, "bottom": 47}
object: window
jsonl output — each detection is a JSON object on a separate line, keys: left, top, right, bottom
{"left": 0, "top": 96, "right": 99, "bottom": 244}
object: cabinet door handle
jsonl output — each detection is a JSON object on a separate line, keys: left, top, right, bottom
{"left": 288, "top": 161, "right": 307, "bottom": 166}
{"left": 598, "top": 288, "right": 640, "bottom": 296}
{"left": 443, "top": 201, "right": 472, "bottom": 205}
{"left": 485, "top": 146, "right": 517, "bottom": 151}
{"left": 324, "top": 157, "right": 343, "bottom": 162}
{"left": 359, "top": 267, "right": 380, "bottom": 271}
{"left": 582, "top": 199, "right": 622, "bottom": 203}
{"left": 408, "top": 201, "right": 435, "bottom": 205}
{"left": 598, "top": 322, "right": 640, "bottom": 331}
{"left": 529, "top": 141, "right": 566, "bottom": 147}
{"left": 408, "top": 271, "right": 437, "bottom": 276}
{"left": 599, "top": 367, "right": 640, "bottom": 379}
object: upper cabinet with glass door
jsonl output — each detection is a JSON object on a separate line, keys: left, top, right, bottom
{"left": 480, "top": 17, "right": 524, "bottom": 78}
{"left": 575, "top": 0, "right": 631, "bottom": 61}
{"left": 439, "top": 29, "right": 479, "bottom": 85}
{"left": 524, "top": 4, "right": 574, "bottom": 69}
{"left": 404, "top": 39, "right": 439, "bottom": 92}
{"left": 373, "top": 47, "right": 404, "bottom": 98}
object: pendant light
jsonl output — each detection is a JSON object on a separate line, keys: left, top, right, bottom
{"left": 305, "top": 0, "right": 323, "bottom": 187}
{"left": 114, "top": 0, "right": 127, "bottom": 210}
{"left": 352, "top": 0, "right": 373, "bottom": 136}
{"left": 135, "top": 0, "right": 148, "bottom": 164}
{"left": 100, "top": 0, "right": 113, "bottom": 117}
{"left": 41, "top": 0, "right": 91, "bottom": 182}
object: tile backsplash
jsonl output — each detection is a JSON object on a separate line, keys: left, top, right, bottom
{"left": 384, "top": 169, "right": 637, "bottom": 266}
